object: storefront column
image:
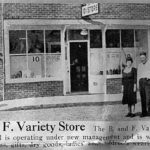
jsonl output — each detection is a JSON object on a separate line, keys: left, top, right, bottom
{"left": 61, "top": 26, "right": 66, "bottom": 95}
{"left": 148, "top": 28, "right": 150, "bottom": 59}
{"left": 102, "top": 25, "right": 107, "bottom": 100}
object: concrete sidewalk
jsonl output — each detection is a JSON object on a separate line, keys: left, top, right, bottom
{"left": 0, "top": 94, "right": 124, "bottom": 111}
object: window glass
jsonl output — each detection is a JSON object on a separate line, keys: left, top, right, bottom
{"left": 135, "top": 29, "right": 148, "bottom": 68}
{"left": 9, "top": 30, "right": 26, "bottom": 54}
{"left": 28, "top": 55, "right": 45, "bottom": 78}
{"left": 10, "top": 55, "right": 27, "bottom": 79}
{"left": 106, "top": 53, "right": 121, "bottom": 75}
{"left": 69, "top": 30, "right": 88, "bottom": 40}
{"left": 90, "top": 30, "right": 102, "bottom": 48}
{"left": 46, "top": 54, "right": 62, "bottom": 77}
{"left": 106, "top": 30, "right": 120, "bottom": 48}
{"left": 135, "top": 29, "right": 148, "bottom": 50}
{"left": 9, "top": 29, "right": 62, "bottom": 80}
{"left": 121, "top": 30, "right": 134, "bottom": 47}
{"left": 45, "top": 30, "right": 61, "bottom": 53}
{"left": 27, "top": 30, "right": 44, "bottom": 53}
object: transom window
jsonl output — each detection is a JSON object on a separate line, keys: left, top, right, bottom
{"left": 106, "top": 30, "right": 120, "bottom": 48}
{"left": 121, "top": 30, "right": 134, "bottom": 47}
{"left": 90, "top": 30, "right": 102, "bottom": 48}
{"left": 106, "top": 29, "right": 134, "bottom": 48}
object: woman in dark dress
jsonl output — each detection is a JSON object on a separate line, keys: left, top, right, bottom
{"left": 122, "top": 57, "right": 137, "bottom": 117}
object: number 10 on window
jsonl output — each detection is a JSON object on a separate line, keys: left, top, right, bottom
{"left": 33, "top": 56, "right": 40, "bottom": 62}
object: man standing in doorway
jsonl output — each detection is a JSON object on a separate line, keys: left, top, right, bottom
{"left": 138, "top": 52, "right": 150, "bottom": 117}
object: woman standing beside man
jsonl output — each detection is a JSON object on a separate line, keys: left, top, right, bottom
{"left": 122, "top": 56, "right": 137, "bottom": 117}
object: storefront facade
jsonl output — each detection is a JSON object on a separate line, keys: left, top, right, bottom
{"left": 0, "top": 2, "right": 150, "bottom": 101}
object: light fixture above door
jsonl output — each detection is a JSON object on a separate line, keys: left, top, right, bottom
{"left": 80, "top": 28, "right": 88, "bottom": 36}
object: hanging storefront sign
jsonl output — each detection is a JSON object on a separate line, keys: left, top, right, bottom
{"left": 81, "top": 3, "right": 99, "bottom": 17}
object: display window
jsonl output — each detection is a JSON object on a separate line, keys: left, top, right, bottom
{"left": 6, "top": 26, "right": 149, "bottom": 83}
{"left": 106, "top": 30, "right": 121, "bottom": 76}
{"left": 89, "top": 30, "right": 103, "bottom": 75}
{"left": 106, "top": 52, "right": 121, "bottom": 75}
{"left": 106, "top": 29, "right": 148, "bottom": 76}
{"left": 9, "top": 29, "right": 62, "bottom": 81}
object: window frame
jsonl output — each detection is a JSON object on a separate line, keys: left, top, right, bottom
{"left": 46, "top": 42, "right": 61, "bottom": 53}
{"left": 5, "top": 26, "right": 63, "bottom": 83}
{"left": 121, "top": 29, "right": 134, "bottom": 48}
{"left": 106, "top": 29, "right": 120, "bottom": 48}
{"left": 106, "top": 28, "right": 148, "bottom": 78}
{"left": 90, "top": 29, "right": 102, "bottom": 48}
{"left": 106, "top": 48, "right": 122, "bottom": 78}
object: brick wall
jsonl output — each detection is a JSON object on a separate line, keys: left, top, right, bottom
{"left": 3, "top": 3, "right": 150, "bottom": 20}
{"left": 107, "top": 78, "right": 122, "bottom": 94}
{"left": 4, "top": 3, "right": 81, "bottom": 19}
{"left": 4, "top": 81, "right": 63, "bottom": 100}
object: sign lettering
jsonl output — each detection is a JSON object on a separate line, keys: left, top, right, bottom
{"left": 81, "top": 3, "right": 99, "bottom": 17}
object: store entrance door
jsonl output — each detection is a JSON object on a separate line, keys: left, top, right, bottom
{"left": 70, "top": 42, "right": 88, "bottom": 92}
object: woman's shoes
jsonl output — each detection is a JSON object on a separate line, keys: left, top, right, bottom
{"left": 140, "top": 113, "right": 147, "bottom": 117}
{"left": 130, "top": 113, "right": 135, "bottom": 117}
{"left": 125, "top": 113, "right": 135, "bottom": 117}
{"left": 125, "top": 113, "right": 131, "bottom": 117}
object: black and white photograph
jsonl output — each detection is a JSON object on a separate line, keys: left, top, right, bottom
{"left": 0, "top": 0, "right": 149, "bottom": 121}
{"left": 0, "top": 0, "right": 150, "bottom": 149}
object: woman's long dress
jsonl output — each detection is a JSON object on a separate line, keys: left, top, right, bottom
{"left": 122, "top": 67, "right": 137, "bottom": 105}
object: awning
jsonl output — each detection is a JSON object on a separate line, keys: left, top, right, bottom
{"left": 4, "top": 19, "right": 150, "bottom": 30}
